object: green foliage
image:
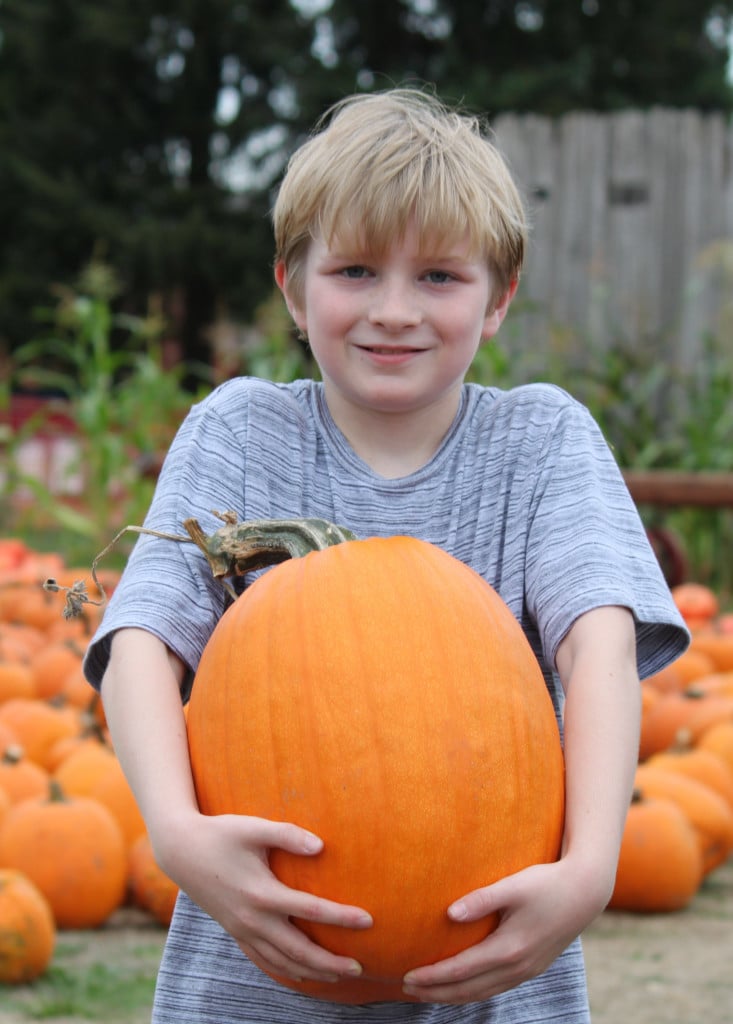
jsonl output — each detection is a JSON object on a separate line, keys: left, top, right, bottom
{"left": 241, "top": 290, "right": 318, "bottom": 383}
{"left": 3, "top": 261, "right": 199, "bottom": 560}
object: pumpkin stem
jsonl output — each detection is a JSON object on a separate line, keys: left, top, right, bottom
{"left": 43, "top": 512, "right": 357, "bottom": 616}
{"left": 2, "top": 745, "right": 25, "bottom": 766}
{"left": 182, "top": 513, "right": 358, "bottom": 584}
{"left": 47, "top": 778, "right": 68, "bottom": 804}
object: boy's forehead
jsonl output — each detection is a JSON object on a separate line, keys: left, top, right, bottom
{"left": 322, "top": 220, "right": 479, "bottom": 261}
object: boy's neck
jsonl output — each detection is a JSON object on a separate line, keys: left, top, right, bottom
{"left": 323, "top": 390, "right": 463, "bottom": 480}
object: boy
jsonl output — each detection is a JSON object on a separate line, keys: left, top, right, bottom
{"left": 85, "top": 88, "right": 688, "bottom": 1022}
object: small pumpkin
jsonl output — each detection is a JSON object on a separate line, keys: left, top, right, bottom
{"left": 0, "top": 869, "right": 56, "bottom": 983}
{"left": 644, "top": 649, "right": 716, "bottom": 693}
{"left": 29, "top": 641, "right": 84, "bottom": 701}
{"left": 608, "top": 790, "right": 703, "bottom": 912}
{"left": 0, "top": 698, "right": 80, "bottom": 769}
{"left": 0, "top": 661, "right": 36, "bottom": 703}
{"left": 697, "top": 720, "right": 733, "bottom": 775}
{"left": 671, "top": 583, "right": 719, "bottom": 627}
{"left": 638, "top": 688, "right": 733, "bottom": 761}
{"left": 647, "top": 743, "right": 733, "bottom": 811}
{"left": 0, "top": 780, "right": 127, "bottom": 929}
{"left": 187, "top": 521, "right": 565, "bottom": 1003}
{"left": 0, "top": 745, "right": 50, "bottom": 805}
{"left": 689, "top": 633, "right": 733, "bottom": 673}
{"left": 633, "top": 763, "right": 733, "bottom": 874}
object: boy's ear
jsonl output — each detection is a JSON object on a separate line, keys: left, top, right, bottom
{"left": 274, "top": 261, "right": 307, "bottom": 333}
{"left": 481, "top": 278, "right": 519, "bottom": 341}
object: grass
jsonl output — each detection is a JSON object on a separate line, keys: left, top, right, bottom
{"left": 1, "top": 917, "right": 165, "bottom": 1023}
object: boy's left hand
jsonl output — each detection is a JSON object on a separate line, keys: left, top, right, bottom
{"left": 401, "top": 858, "right": 609, "bottom": 1004}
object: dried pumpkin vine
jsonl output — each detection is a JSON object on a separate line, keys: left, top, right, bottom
{"left": 43, "top": 511, "right": 357, "bottom": 618}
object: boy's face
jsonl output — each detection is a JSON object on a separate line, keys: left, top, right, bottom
{"left": 276, "top": 220, "right": 514, "bottom": 450}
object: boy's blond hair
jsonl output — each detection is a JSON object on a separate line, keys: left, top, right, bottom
{"left": 272, "top": 88, "right": 527, "bottom": 308}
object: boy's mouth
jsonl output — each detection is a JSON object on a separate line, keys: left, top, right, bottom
{"left": 359, "top": 345, "right": 423, "bottom": 355}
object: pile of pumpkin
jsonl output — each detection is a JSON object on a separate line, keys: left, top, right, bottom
{"left": 610, "top": 581, "right": 733, "bottom": 914}
{"left": 0, "top": 538, "right": 178, "bottom": 984}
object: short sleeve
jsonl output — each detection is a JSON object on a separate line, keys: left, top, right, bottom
{"left": 522, "top": 392, "right": 689, "bottom": 678}
{"left": 83, "top": 386, "right": 251, "bottom": 689}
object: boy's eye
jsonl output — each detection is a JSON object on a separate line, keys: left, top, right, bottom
{"left": 424, "top": 270, "right": 453, "bottom": 284}
{"left": 340, "top": 265, "right": 370, "bottom": 279}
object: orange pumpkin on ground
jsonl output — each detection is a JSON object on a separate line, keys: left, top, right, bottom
{"left": 0, "top": 780, "right": 127, "bottom": 929}
{"left": 686, "top": 671, "right": 733, "bottom": 698}
{"left": 0, "top": 721, "right": 18, "bottom": 758}
{"left": 689, "top": 633, "right": 733, "bottom": 673}
{"left": 0, "top": 661, "right": 36, "bottom": 703}
{"left": 608, "top": 791, "right": 703, "bottom": 912}
{"left": 0, "top": 785, "right": 9, "bottom": 828}
{"left": 697, "top": 720, "right": 733, "bottom": 775}
{"left": 0, "top": 698, "right": 80, "bottom": 769}
{"left": 0, "top": 869, "right": 56, "bottom": 983}
{"left": 638, "top": 689, "right": 733, "bottom": 761}
{"left": 633, "top": 763, "right": 733, "bottom": 874}
{"left": 671, "top": 583, "right": 719, "bottom": 627}
{"left": 646, "top": 744, "right": 733, "bottom": 811}
{"left": 8, "top": 585, "right": 64, "bottom": 634}
{"left": 187, "top": 529, "right": 566, "bottom": 1003}
{"left": 0, "top": 746, "right": 50, "bottom": 805}
{"left": 643, "top": 648, "right": 716, "bottom": 692}
{"left": 29, "top": 641, "right": 84, "bottom": 701}
{"left": 52, "top": 738, "right": 118, "bottom": 795}
{"left": 0, "top": 622, "right": 46, "bottom": 663}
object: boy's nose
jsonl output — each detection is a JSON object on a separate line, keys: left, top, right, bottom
{"left": 367, "top": 280, "right": 422, "bottom": 330}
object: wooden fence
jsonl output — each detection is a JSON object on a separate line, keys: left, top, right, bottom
{"left": 492, "top": 108, "right": 733, "bottom": 364}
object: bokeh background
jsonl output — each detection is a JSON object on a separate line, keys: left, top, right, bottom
{"left": 1, "top": 0, "right": 732, "bottom": 594}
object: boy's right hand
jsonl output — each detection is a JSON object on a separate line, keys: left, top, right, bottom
{"left": 152, "top": 810, "right": 372, "bottom": 986}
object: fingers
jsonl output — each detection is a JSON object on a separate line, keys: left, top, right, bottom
{"left": 402, "top": 936, "right": 537, "bottom": 1004}
{"left": 240, "top": 925, "right": 364, "bottom": 985}
{"left": 248, "top": 817, "right": 325, "bottom": 857}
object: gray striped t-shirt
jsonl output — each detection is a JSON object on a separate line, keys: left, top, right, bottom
{"left": 85, "top": 376, "right": 688, "bottom": 1024}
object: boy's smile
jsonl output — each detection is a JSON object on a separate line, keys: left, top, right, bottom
{"left": 276, "top": 222, "right": 514, "bottom": 475}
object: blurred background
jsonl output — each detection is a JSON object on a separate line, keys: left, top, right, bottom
{"left": 1, "top": 0, "right": 732, "bottom": 595}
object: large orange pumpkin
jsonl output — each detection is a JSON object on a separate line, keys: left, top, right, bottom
{"left": 187, "top": 530, "right": 565, "bottom": 1003}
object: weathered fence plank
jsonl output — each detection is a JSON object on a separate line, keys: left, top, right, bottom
{"left": 493, "top": 108, "right": 733, "bottom": 363}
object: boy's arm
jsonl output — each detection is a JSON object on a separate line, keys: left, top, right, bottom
{"left": 101, "top": 627, "right": 371, "bottom": 985}
{"left": 402, "top": 604, "right": 641, "bottom": 1004}
{"left": 555, "top": 603, "right": 641, "bottom": 886}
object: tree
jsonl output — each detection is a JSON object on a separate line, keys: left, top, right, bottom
{"left": 1, "top": 0, "right": 732, "bottom": 372}
{"left": 319, "top": 1, "right": 733, "bottom": 115}
{"left": 429, "top": 0, "right": 733, "bottom": 114}
{"left": 0, "top": 0, "right": 340, "bottom": 375}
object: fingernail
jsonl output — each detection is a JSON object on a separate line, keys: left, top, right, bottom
{"left": 345, "top": 960, "right": 362, "bottom": 976}
{"left": 302, "top": 833, "right": 322, "bottom": 853}
{"left": 449, "top": 901, "right": 467, "bottom": 920}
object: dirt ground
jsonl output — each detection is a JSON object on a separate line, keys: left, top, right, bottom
{"left": 583, "top": 856, "right": 732, "bottom": 1024}
{"left": 2, "top": 859, "right": 731, "bottom": 1024}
